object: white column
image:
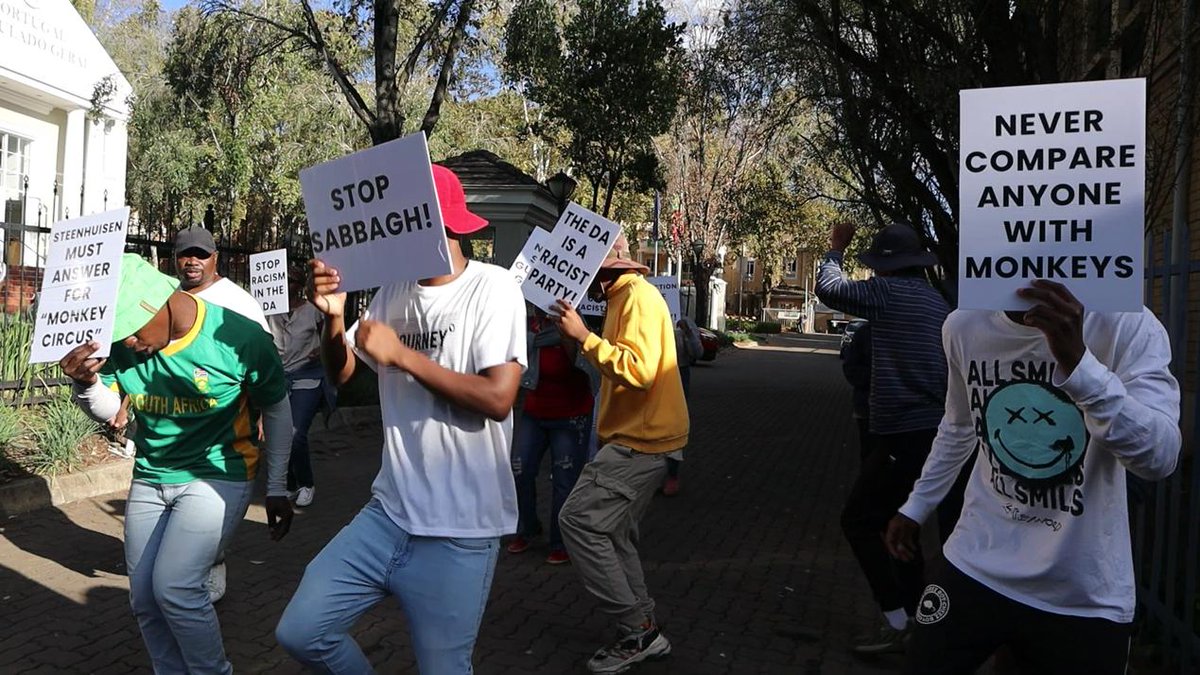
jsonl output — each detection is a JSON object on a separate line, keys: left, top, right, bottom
{"left": 60, "top": 109, "right": 86, "bottom": 220}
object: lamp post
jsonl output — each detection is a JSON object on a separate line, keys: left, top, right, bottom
{"left": 690, "top": 240, "right": 704, "bottom": 323}
{"left": 545, "top": 171, "right": 577, "bottom": 216}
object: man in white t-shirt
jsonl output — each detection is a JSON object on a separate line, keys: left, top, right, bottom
{"left": 885, "top": 280, "right": 1181, "bottom": 673}
{"left": 275, "top": 165, "right": 526, "bottom": 673}
{"left": 174, "top": 226, "right": 271, "bottom": 332}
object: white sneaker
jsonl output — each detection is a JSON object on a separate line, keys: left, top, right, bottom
{"left": 295, "top": 486, "right": 315, "bottom": 507}
{"left": 206, "top": 562, "right": 227, "bottom": 604}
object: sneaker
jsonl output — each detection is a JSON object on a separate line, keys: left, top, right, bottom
{"left": 851, "top": 620, "right": 911, "bottom": 655}
{"left": 546, "top": 549, "right": 570, "bottom": 565}
{"left": 506, "top": 536, "right": 531, "bottom": 554}
{"left": 587, "top": 624, "right": 671, "bottom": 673}
{"left": 206, "top": 562, "right": 227, "bottom": 604}
{"left": 661, "top": 476, "right": 680, "bottom": 497}
{"left": 295, "top": 486, "right": 315, "bottom": 507}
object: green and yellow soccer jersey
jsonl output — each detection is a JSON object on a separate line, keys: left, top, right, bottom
{"left": 101, "top": 298, "right": 287, "bottom": 484}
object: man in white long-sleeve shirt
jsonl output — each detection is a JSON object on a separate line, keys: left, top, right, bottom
{"left": 885, "top": 279, "right": 1181, "bottom": 674}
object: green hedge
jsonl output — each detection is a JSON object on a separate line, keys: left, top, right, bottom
{"left": 753, "top": 321, "right": 783, "bottom": 334}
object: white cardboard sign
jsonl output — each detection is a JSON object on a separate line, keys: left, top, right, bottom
{"left": 647, "top": 276, "right": 681, "bottom": 323}
{"left": 250, "top": 249, "right": 289, "bottom": 316}
{"left": 578, "top": 299, "right": 606, "bottom": 317}
{"left": 958, "top": 78, "right": 1145, "bottom": 312}
{"left": 30, "top": 208, "right": 129, "bottom": 363}
{"left": 511, "top": 227, "right": 552, "bottom": 286}
{"left": 520, "top": 202, "right": 620, "bottom": 313}
{"left": 299, "top": 132, "right": 452, "bottom": 293}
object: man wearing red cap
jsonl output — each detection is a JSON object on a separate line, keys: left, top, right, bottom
{"left": 276, "top": 165, "right": 526, "bottom": 673}
{"left": 552, "top": 233, "right": 689, "bottom": 673}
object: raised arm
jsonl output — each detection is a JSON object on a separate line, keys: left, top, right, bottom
{"left": 307, "top": 259, "right": 357, "bottom": 387}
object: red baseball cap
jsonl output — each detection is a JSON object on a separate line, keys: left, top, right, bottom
{"left": 433, "top": 164, "right": 488, "bottom": 235}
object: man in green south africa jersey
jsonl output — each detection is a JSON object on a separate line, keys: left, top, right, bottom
{"left": 58, "top": 254, "right": 294, "bottom": 674}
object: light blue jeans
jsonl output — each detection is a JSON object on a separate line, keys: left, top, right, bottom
{"left": 276, "top": 499, "right": 501, "bottom": 674}
{"left": 125, "top": 478, "right": 254, "bottom": 675}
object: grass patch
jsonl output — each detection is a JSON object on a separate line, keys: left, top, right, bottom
{"left": 26, "top": 392, "right": 99, "bottom": 476}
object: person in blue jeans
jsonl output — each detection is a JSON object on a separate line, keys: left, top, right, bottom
{"left": 268, "top": 270, "right": 334, "bottom": 508}
{"left": 508, "top": 308, "right": 597, "bottom": 564}
{"left": 276, "top": 166, "right": 526, "bottom": 673}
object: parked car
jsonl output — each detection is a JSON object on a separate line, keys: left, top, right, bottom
{"left": 840, "top": 319, "right": 869, "bottom": 350}
{"left": 698, "top": 327, "right": 719, "bottom": 361}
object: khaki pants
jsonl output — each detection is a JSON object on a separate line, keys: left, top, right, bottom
{"left": 559, "top": 443, "right": 668, "bottom": 629}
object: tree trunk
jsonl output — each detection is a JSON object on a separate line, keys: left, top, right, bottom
{"left": 691, "top": 261, "right": 711, "bottom": 328}
{"left": 372, "top": 0, "right": 403, "bottom": 144}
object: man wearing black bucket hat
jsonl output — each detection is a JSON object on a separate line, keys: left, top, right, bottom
{"left": 815, "top": 221, "right": 956, "bottom": 655}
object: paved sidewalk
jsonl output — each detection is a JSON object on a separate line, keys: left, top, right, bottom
{"left": 0, "top": 341, "right": 908, "bottom": 674}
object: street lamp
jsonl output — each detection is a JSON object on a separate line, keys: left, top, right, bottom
{"left": 690, "top": 239, "right": 704, "bottom": 263}
{"left": 545, "top": 171, "right": 577, "bottom": 215}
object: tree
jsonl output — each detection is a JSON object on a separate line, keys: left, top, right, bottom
{"left": 202, "top": 0, "right": 487, "bottom": 145}
{"left": 729, "top": 0, "right": 1169, "bottom": 278}
{"left": 504, "top": 0, "right": 685, "bottom": 216}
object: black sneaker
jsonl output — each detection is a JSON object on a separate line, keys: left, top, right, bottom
{"left": 852, "top": 619, "right": 912, "bottom": 655}
{"left": 586, "top": 624, "right": 671, "bottom": 673}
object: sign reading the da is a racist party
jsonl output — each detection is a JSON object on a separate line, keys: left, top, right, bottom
{"left": 958, "top": 78, "right": 1145, "bottom": 312}
{"left": 30, "top": 208, "right": 129, "bottom": 363}
{"left": 299, "top": 132, "right": 452, "bottom": 293}
{"left": 250, "top": 249, "right": 289, "bottom": 316}
{"left": 520, "top": 202, "right": 619, "bottom": 313}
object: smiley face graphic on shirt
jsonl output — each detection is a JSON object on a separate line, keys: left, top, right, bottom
{"left": 982, "top": 381, "right": 1088, "bottom": 484}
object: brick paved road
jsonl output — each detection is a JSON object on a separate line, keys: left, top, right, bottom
{"left": 0, "top": 341, "right": 910, "bottom": 674}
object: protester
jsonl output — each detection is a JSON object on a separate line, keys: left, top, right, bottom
{"left": 275, "top": 165, "right": 526, "bottom": 673}
{"left": 175, "top": 225, "right": 270, "bottom": 332}
{"left": 59, "top": 254, "right": 293, "bottom": 674}
{"left": 662, "top": 315, "right": 703, "bottom": 496}
{"left": 551, "top": 233, "right": 688, "bottom": 673}
{"left": 886, "top": 280, "right": 1180, "bottom": 674}
{"left": 840, "top": 321, "right": 874, "bottom": 461}
{"left": 267, "top": 269, "right": 330, "bottom": 508}
{"left": 508, "top": 306, "right": 597, "bottom": 564}
{"left": 816, "top": 221, "right": 955, "bottom": 654}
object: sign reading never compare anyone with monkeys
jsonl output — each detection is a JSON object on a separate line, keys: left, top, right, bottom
{"left": 299, "top": 132, "right": 452, "bottom": 293}
{"left": 958, "top": 78, "right": 1145, "bottom": 312}
{"left": 30, "top": 208, "right": 129, "bottom": 363}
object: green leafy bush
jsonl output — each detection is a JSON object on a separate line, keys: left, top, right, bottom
{"left": 722, "top": 331, "right": 753, "bottom": 344}
{"left": 27, "top": 392, "right": 98, "bottom": 476}
{"left": 724, "top": 316, "right": 757, "bottom": 332}
{"left": 753, "top": 321, "right": 783, "bottom": 334}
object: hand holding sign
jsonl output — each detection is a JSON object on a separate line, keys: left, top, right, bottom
{"left": 1016, "top": 279, "right": 1086, "bottom": 377}
{"left": 59, "top": 341, "right": 106, "bottom": 386}
{"left": 551, "top": 299, "right": 590, "bottom": 344}
{"left": 307, "top": 259, "right": 346, "bottom": 318}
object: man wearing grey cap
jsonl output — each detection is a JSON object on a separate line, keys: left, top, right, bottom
{"left": 174, "top": 226, "right": 271, "bottom": 333}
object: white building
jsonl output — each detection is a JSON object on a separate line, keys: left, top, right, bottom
{"left": 0, "top": 0, "right": 130, "bottom": 268}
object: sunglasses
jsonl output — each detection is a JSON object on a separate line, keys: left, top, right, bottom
{"left": 176, "top": 249, "right": 215, "bottom": 260}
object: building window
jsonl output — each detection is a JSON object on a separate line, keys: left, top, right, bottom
{"left": 785, "top": 258, "right": 797, "bottom": 278}
{"left": 744, "top": 258, "right": 755, "bottom": 279}
{"left": 1, "top": 132, "right": 31, "bottom": 226}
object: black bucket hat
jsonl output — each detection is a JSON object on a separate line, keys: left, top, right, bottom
{"left": 856, "top": 223, "right": 939, "bottom": 273}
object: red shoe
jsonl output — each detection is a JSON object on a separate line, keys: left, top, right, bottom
{"left": 661, "top": 476, "right": 680, "bottom": 497}
{"left": 506, "top": 536, "right": 531, "bottom": 554}
{"left": 546, "top": 550, "right": 570, "bottom": 565}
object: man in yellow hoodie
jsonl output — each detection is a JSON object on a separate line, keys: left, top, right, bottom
{"left": 552, "top": 233, "right": 689, "bottom": 674}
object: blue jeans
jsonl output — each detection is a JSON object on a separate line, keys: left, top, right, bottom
{"left": 512, "top": 411, "right": 591, "bottom": 551}
{"left": 287, "top": 372, "right": 325, "bottom": 490}
{"left": 125, "top": 478, "right": 254, "bottom": 674}
{"left": 276, "top": 499, "right": 500, "bottom": 674}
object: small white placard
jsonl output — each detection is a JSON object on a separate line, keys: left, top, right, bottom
{"left": 647, "top": 276, "right": 682, "bottom": 323}
{"left": 299, "top": 132, "right": 452, "bottom": 293}
{"left": 520, "top": 202, "right": 620, "bottom": 313}
{"left": 578, "top": 299, "right": 607, "bottom": 317}
{"left": 31, "top": 208, "right": 129, "bottom": 363}
{"left": 250, "top": 249, "right": 289, "bottom": 316}
{"left": 511, "top": 227, "right": 552, "bottom": 286}
{"left": 958, "top": 79, "right": 1145, "bottom": 311}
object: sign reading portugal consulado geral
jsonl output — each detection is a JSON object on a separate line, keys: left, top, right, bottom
{"left": 299, "top": 132, "right": 452, "bottom": 293}
{"left": 958, "top": 78, "right": 1145, "bottom": 312}
{"left": 30, "top": 208, "right": 130, "bottom": 363}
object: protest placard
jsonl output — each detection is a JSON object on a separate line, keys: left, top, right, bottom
{"left": 647, "top": 276, "right": 682, "bottom": 322}
{"left": 250, "top": 249, "right": 289, "bottom": 316}
{"left": 511, "top": 227, "right": 552, "bottom": 286}
{"left": 578, "top": 299, "right": 606, "bottom": 317}
{"left": 958, "top": 78, "right": 1145, "bottom": 311}
{"left": 520, "top": 202, "right": 620, "bottom": 313}
{"left": 30, "top": 208, "right": 129, "bottom": 363}
{"left": 299, "top": 132, "right": 452, "bottom": 293}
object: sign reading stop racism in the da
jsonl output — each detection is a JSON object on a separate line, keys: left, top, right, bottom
{"left": 250, "top": 249, "right": 289, "bottom": 316}
{"left": 299, "top": 132, "right": 452, "bottom": 293}
{"left": 958, "top": 78, "right": 1145, "bottom": 312}
{"left": 520, "top": 202, "right": 620, "bottom": 313}
{"left": 30, "top": 208, "right": 129, "bottom": 363}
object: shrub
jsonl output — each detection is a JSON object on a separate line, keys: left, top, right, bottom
{"left": 27, "top": 392, "right": 98, "bottom": 476}
{"left": 0, "top": 404, "right": 19, "bottom": 449}
{"left": 753, "top": 321, "right": 783, "bottom": 334}
{"left": 724, "top": 316, "right": 756, "bottom": 332}
{"left": 722, "top": 330, "right": 753, "bottom": 344}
